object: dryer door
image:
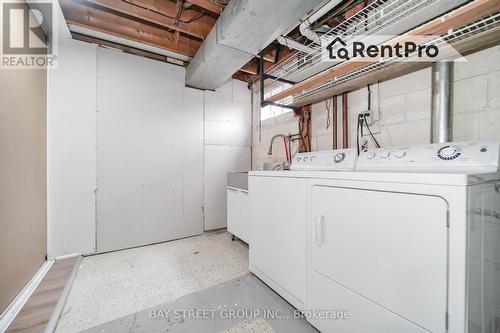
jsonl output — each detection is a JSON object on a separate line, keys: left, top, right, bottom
{"left": 309, "top": 185, "right": 448, "bottom": 333}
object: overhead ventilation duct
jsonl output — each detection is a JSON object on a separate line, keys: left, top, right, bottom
{"left": 185, "top": 0, "right": 325, "bottom": 90}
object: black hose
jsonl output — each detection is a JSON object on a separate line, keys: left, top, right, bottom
{"left": 364, "top": 115, "right": 381, "bottom": 148}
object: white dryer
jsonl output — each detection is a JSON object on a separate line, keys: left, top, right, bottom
{"left": 305, "top": 141, "right": 500, "bottom": 333}
{"left": 249, "top": 148, "right": 356, "bottom": 310}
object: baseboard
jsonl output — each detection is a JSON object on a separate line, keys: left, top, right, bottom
{"left": 44, "top": 256, "right": 82, "bottom": 333}
{"left": 0, "top": 260, "right": 54, "bottom": 333}
{"left": 53, "top": 253, "right": 79, "bottom": 261}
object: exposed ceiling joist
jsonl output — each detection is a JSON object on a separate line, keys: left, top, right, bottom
{"left": 124, "top": 0, "right": 213, "bottom": 21}
{"left": 239, "top": 43, "right": 297, "bottom": 77}
{"left": 174, "top": 0, "right": 186, "bottom": 25}
{"left": 60, "top": 0, "right": 201, "bottom": 57}
{"left": 268, "top": 0, "right": 500, "bottom": 103}
{"left": 186, "top": 0, "right": 223, "bottom": 15}
{"left": 85, "top": 0, "right": 213, "bottom": 39}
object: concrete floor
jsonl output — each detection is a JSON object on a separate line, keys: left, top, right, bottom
{"left": 56, "top": 231, "right": 249, "bottom": 332}
{"left": 82, "top": 274, "right": 318, "bottom": 333}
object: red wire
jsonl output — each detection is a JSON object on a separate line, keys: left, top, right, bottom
{"left": 283, "top": 138, "right": 289, "bottom": 161}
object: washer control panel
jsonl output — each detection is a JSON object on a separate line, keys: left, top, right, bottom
{"left": 290, "top": 148, "right": 357, "bottom": 171}
{"left": 357, "top": 141, "right": 500, "bottom": 172}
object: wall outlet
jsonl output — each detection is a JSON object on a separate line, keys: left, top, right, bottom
{"left": 363, "top": 111, "right": 374, "bottom": 126}
{"left": 359, "top": 111, "right": 380, "bottom": 135}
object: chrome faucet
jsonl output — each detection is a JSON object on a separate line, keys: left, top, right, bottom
{"left": 268, "top": 134, "right": 292, "bottom": 169}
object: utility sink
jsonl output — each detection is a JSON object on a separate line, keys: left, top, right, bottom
{"left": 227, "top": 172, "right": 248, "bottom": 190}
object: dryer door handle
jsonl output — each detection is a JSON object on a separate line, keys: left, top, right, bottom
{"left": 315, "top": 214, "right": 325, "bottom": 247}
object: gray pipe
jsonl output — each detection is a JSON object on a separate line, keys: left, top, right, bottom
{"left": 431, "top": 60, "right": 454, "bottom": 143}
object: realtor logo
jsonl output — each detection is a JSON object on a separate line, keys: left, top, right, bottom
{"left": 1, "top": 0, "right": 57, "bottom": 68}
{"left": 322, "top": 35, "right": 463, "bottom": 63}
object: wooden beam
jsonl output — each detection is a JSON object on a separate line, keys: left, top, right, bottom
{"left": 341, "top": 93, "right": 348, "bottom": 148}
{"left": 174, "top": 0, "right": 186, "bottom": 25}
{"left": 186, "top": 0, "right": 223, "bottom": 15}
{"left": 125, "top": 0, "right": 210, "bottom": 21}
{"left": 239, "top": 67, "right": 258, "bottom": 75}
{"left": 173, "top": 30, "right": 181, "bottom": 46}
{"left": 259, "top": 53, "right": 277, "bottom": 63}
{"left": 268, "top": 0, "right": 500, "bottom": 103}
{"left": 85, "top": 0, "right": 214, "bottom": 39}
{"left": 60, "top": 0, "right": 201, "bottom": 56}
{"left": 332, "top": 95, "right": 338, "bottom": 149}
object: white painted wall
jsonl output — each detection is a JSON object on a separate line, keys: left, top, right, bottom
{"left": 48, "top": 45, "right": 205, "bottom": 257}
{"left": 47, "top": 39, "right": 98, "bottom": 258}
{"left": 203, "top": 79, "right": 252, "bottom": 230}
{"left": 95, "top": 49, "right": 205, "bottom": 252}
{"left": 48, "top": 42, "right": 251, "bottom": 255}
{"left": 252, "top": 46, "right": 500, "bottom": 168}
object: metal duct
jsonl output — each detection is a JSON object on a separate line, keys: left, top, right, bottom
{"left": 185, "top": 0, "right": 324, "bottom": 90}
{"left": 431, "top": 61, "right": 454, "bottom": 143}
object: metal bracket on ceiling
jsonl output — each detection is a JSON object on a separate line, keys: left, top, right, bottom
{"left": 258, "top": 51, "right": 300, "bottom": 115}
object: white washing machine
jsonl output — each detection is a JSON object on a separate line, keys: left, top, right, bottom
{"left": 305, "top": 141, "right": 500, "bottom": 333}
{"left": 249, "top": 148, "right": 357, "bottom": 310}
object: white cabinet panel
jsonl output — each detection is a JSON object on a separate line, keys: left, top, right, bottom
{"left": 227, "top": 188, "right": 241, "bottom": 237}
{"left": 309, "top": 185, "right": 448, "bottom": 333}
{"left": 240, "top": 190, "right": 249, "bottom": 243}
{"left": 203, "top": 145, "right": 250, "bottom": 230}
{"left": 226, "top": 188, "right": 249, "bottom": 243}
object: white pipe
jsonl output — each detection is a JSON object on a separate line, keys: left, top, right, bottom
{"left": 299, "top": 0, "right": 343, "bottom": 43}
{"left": 67, "top": 24, "right": 192, "bottom": 62}
{"left": 277, "top": 36, "right": 315, "bottom": 54}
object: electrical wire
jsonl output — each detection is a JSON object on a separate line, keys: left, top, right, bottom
{"left": 363, "top": 115, "right": 381, "bottom": 148}
{"left": 356, "top": 114, "right": 362, "bottom": 155}
{"left": 367, "top": 83, "right": 371, "bottom": 112}
{"left": 357, "top": 113, "right": 381, "bottom": 154}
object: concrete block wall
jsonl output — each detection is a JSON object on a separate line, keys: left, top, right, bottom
{"left": 251, "top": 45, "right": 500, "bottom": 169}
{"left": 251, "top": 94, "right": 302, "bottom": 170}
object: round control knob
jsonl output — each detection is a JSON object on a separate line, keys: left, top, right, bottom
{"left": 380, "top": 151, "right": 390, "bottom": 159}
{"left": 297, "top": 157, "right": 302, "bottom": 162}
{"left": 304, "top": 156, "right": 308, "bottom": 161}
{"left": 366, "top": 152, "right": 376, "bottom": 159}
{"left": 310, "top": 156, "right": 315, "bottom": 161}
{"left": 395, "top": 151, "right": 406, "bottom": 158}
{"left": 437, "top": 145, "right": 461, "bottom": 160}
{"left": 333, "top": 152, "right": 345, "bottom": 163}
